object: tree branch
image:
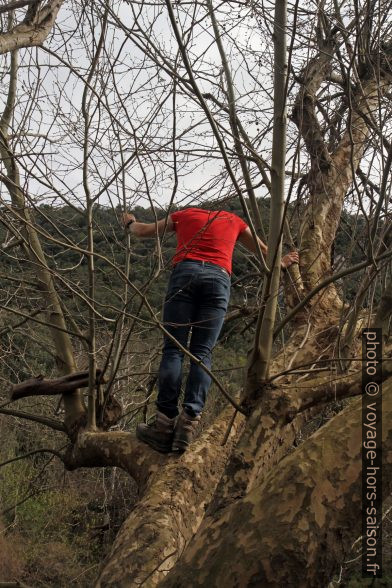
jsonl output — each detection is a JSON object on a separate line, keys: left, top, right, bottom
{"left": 0, "top": 408, "right": 65, "bottom": 432}
{"left": 10, "top": 370, "right": 103, "bottom": 401}
{"left": 0, "top": 447, "right": 65, "bottom": 468}
{"left": 0, "top": 0, "right": 38, "bottom": 15}
{"left": 285, "top": 358, "right": 392, "bottom": 417}
{"left": 0, "top": 0, "right": 64, "bottom": 55}
{"left": 291, "top": 41, "right": 335, "bottom": 170}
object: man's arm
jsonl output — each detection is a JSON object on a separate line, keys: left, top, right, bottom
{"left": 237, "top": 227, "right": 268, "bottom": 256}
{"left": 237, "top": 227, "right": 299, "bottom": 269}
{"left": 122, "top": 213, "right": 175, "bottom": 238}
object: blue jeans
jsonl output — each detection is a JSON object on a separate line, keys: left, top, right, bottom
{"left": 157, "top": 260, "right": 231, "bottom": 418}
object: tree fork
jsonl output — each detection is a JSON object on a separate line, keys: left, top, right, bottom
{"left": 0, "top": 0, "right": 64, "bottom": 55}
{"left": 65, "top": 407, "right": 243, "bottom": 587}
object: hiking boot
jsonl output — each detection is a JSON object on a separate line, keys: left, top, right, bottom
{"left": 172, "top": 411, "right": 201, "bottom": 453}
{"left": 136, "top": 411, "right": 176, "bottom": 453}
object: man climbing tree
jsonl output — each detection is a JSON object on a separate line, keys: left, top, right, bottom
{"left": 123, "top": 208, "right": 299, "bottom": 452}
{"left": 1, "top": 1, "right": 392, "bottom": 586}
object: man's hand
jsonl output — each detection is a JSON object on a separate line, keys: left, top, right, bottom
{"left": 281, "top": 251, "right": 299, "bottom": 269}
{"left": 122, "top": 212, "right": 136, "bottom": 228}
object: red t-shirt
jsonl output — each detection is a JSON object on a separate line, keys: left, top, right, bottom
{"left": 171, "top": 208, "right": 248, "bottom": 273}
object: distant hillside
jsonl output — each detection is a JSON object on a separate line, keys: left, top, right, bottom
{"left": 0, "top": 199, "right": 367, "bottom": 323}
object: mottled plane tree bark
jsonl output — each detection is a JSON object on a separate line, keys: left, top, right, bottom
{"left": 1, "top": 1, "right": 392, "bottom": 587}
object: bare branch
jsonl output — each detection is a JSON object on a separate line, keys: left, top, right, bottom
{"left": 0, "top": 408, "right": 66, "bottom": 432}
{"left": 10, "top": 370, "right": 103, "bottom": 401}
{"left": 0, "top": 447, "right": 65, "bottom": 468}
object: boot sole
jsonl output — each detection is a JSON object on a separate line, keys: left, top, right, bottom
{"left": 136, "top": 427, "right": 173, "bottom": 453}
